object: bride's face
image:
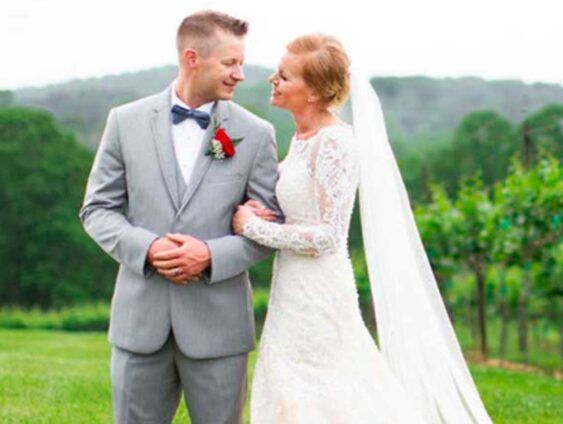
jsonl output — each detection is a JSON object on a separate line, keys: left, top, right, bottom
{"left": 269, "top": 51, "right": 314, "bottom": 112}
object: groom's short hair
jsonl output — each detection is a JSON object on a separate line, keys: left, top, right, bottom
{"left": 176, "top": 11, "right": 248, "bottom": 58}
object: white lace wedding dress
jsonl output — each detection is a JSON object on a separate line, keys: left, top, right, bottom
{"left": 242, "top": 124, "right": 428, "bottom": 423}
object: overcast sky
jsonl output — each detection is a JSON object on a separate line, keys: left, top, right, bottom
{"left": 3, "top": 0, "right": 562, "bottom": 89}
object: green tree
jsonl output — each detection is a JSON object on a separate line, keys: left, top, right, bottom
{"left": 0, "top": 107, "right": 116, "bottom": 307}
{"left": 520, "top": 104, "right": 563, "bottom": 164}
{"left": 433, "top": 111, "right": 515, "bottom": 194}
{"left": 0, "top": 91, "right": 14, "bottom": 107}
{"left": 414, "top": 184, "right": 459, "bottom": 319}
{"left": 453, "top": 177, "right": 497, "bottom": 359}
{"left": 493, "top": 155, "right": 562, "bottom": 362}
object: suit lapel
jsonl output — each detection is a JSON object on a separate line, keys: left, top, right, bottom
{"left": 150, "top": 87, "right": 181, "bottom": 211}
{"left": 176, "top": 101, "right": 231, "bottom": 216}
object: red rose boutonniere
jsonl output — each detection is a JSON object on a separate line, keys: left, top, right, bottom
{"left": 206, "top": 118, "right": 243, "bottom": 160}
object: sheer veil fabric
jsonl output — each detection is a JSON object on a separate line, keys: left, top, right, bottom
{"left": 350, "top": 67, "right": 493, "bottom": 423}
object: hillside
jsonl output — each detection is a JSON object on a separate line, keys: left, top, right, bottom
{"left": 13, "top": 65, "right": 563, "bottom": 152}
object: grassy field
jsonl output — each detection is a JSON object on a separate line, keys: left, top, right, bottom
{"left": 1, "top": 298, "right": 559, "bottom": 372}
{"left": 0, "top": 329, "right": 561, "bottom": 423}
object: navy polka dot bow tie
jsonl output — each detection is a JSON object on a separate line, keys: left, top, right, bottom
{"left": 171, "top": 104, "right": 211, "bottom": 129}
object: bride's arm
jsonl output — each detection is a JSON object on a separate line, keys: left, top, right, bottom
{"left": 238, "top": 133, "right": 357, "bottom": 256}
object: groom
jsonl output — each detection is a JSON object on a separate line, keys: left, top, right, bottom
{"left": 79, "top": 11, "right": 282, "bottom": 424}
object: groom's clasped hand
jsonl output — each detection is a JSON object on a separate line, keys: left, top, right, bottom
{"left": 147, "top": 200, "right": 277, "bottom": 285}
{"left": 147, "top": 234, "right": 210, "bottom": 285}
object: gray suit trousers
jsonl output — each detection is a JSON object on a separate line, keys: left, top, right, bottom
{"left": 111, "top": 333, "right": 248, "bottom": 424}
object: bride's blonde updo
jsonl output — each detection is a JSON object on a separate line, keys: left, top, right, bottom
{"left": 286, "top": 34, "right": 351, "bottom": 108}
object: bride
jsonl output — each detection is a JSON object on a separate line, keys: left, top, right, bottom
{"left": 232, "top": 34, "right": 493, "bottom": 423}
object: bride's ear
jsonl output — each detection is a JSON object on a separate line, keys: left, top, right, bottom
{"left": 307, "top": 93, "right": 320, "bottom": 104}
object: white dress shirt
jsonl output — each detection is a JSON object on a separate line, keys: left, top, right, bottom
{"left": 171, "top": 81, "right": 214, "bottom": 185}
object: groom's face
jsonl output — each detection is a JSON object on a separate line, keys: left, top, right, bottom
{"left": 194, "top": 31, "right": 246, "bottom": 102}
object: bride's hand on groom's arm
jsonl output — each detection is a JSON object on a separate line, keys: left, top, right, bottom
{"left": 232, "top": 201, "right": 277, "bottom": 235}
{"left": 244, "top": 200, "right": 277, "bottom": 221}
{"left": 232, "top": 205, "right": 254, "bottom": 235}
{"left": 150, "top": 234, "right": 211, "bottom": 285}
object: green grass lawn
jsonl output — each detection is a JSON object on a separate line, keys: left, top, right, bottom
{"left": 0, "top": 329, "right": 561, "bottom": 423}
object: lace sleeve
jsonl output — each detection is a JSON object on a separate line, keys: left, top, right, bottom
{"left": 241, "top": 129, "right": 357, "bottom": 256}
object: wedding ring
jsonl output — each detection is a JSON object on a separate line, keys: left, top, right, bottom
{"left": 173, "top": 268, "right": 180, "bottom": 276}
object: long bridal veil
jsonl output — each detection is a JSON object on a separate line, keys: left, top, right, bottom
{"left": 349, "top": 67, "right": 493, "bottom": 423}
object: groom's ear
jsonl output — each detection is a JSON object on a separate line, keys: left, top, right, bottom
{"left": 183, "top": 48, "right": 199, "bottom": 68}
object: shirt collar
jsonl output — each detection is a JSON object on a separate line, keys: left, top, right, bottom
{"left": 171, "top": 79, "right": 214, "bottom": 115}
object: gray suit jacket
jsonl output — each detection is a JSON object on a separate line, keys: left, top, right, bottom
{"left": 79, "top": 85, "right": 282, "bottom": 358}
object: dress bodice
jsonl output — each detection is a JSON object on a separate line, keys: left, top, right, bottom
{"left": 242, "top": 123, "right": 358, "bottom": 256}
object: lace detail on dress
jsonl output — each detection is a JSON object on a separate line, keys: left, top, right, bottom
{"left": 242, "top": 125, "right": 358, "bottom": 256}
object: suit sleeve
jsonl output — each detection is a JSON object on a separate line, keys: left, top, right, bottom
{"left": 203, "top": 123, "right": 284, "bottom": 284}
{"left": 78, "top": 109, "right": 159, "bottom": 277}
